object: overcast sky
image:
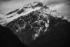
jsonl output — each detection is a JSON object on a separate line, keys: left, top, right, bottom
{"left": 0, "top": 0, "right": 70, "bottom": 17}
{"left": 0, "top": 0, "right": 36, "bottom": 14}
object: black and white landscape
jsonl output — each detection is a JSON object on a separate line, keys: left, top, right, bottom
{"left": 0, "top": 0, "right": 70, "bottom": 47}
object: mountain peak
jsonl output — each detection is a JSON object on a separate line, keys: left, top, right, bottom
{"left": 0, "top": 1, "right": 68, "bottom": 26}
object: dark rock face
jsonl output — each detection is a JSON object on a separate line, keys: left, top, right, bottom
{"left": 5, "top": 10, "right": 49, "bottom": 44}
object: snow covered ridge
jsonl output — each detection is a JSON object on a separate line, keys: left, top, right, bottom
{"left": 0, "top": 2, "right": 43, "bottom": 25}
{"left": 0, "top": 1, "right": 69, "bottom": 26}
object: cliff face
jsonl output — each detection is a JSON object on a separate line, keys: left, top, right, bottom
{"left": 0, "top": 1, "right": 69, "bottom": 45}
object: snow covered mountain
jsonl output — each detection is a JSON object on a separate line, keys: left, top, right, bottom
{"left": 0, "top": 1, "right": 69, "bottom": 45}
{"left": 0, "top": 1, "right": 68, "bottom": 25}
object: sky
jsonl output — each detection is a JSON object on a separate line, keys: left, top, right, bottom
{"left": 0, "top": 0, "right": 70, "bottom": 17}
{"left": 0, "top": 0, "right": 36, "bottom": 14}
